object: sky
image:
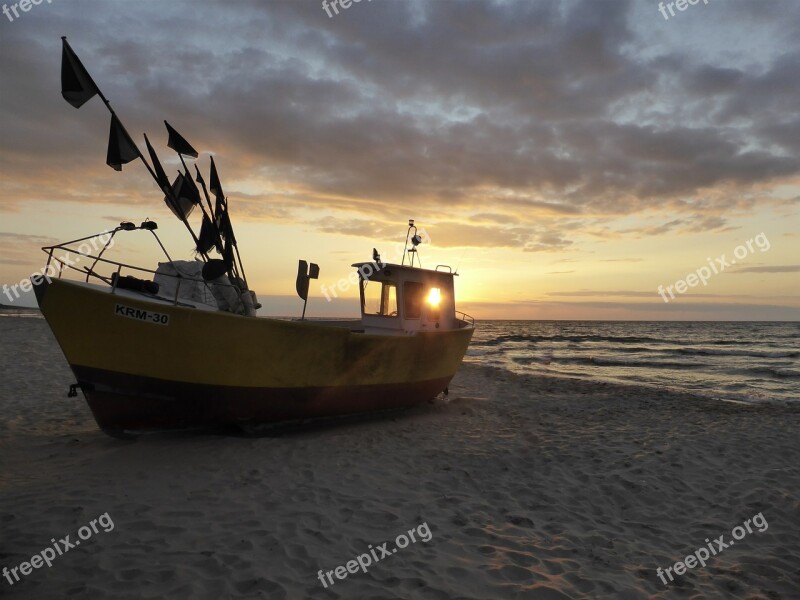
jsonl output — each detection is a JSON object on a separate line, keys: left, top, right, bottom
{"left": 0, "top": 0, "right": 798, "bottom": 320}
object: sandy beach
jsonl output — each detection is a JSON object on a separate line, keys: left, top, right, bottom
{"left": 1, "top": 317, "right": 799, "bottom": 599}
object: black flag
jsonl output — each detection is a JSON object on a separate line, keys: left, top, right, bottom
{"left": 209, "top": 156, "right": 224, "bottom": 200}
{"left": 219, "top": 208, "right": 236, "bottom": 245}
{"left": 144, "top": 134, "right": 170, "bottom": 194}
{"left": 296, "top": 260, "right": 310, "bottom": 301}
{"left": 197, "top": 215, "right": 216, "bottom": 255}
{"left": 223, "top": 236, "right": 235, "bottom": 270}
{"left": 296, "top": 261, "right": 320, "bottom": 301}
{"left": 164, "top": 173, "right": 195, "bottom": 220}
{"left": 165, "top": 121, "right": 198, "bottom": 158}
{"left": 214, "top": 195, "right": 226, "bottom": 225}
{"left": 106, "top": 114, "right": 139, "bottom": 171}
{"left": 194, "top": 164, "right": 206, "bottom": 188}
{"left": 182, "top": 169, "right": 202, "bottom": 206}
{"left": 195, "top": 166, "right": 224, "bottom": 253}
{"left": 60, "top": 37, "right": 99, "bottom": 109}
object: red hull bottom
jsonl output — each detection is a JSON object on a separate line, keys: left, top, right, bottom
{"left": 72, "top": 366, "right": 452, "bottom": 435}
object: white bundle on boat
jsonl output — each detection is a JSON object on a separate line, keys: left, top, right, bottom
{"left": 210, "top": 275, "right": 258, "bottom": 317}
{"left": 154, "top": 261, "right": 217, "bottom": 308}
{"left": 209, "top": 275, "right": 244, "bottom": 314}
{"left": 154, "top": 261, "right": 257, "bottom": 316}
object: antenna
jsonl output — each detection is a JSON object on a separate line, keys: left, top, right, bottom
{"left": 402, "top": 219, "right": 424, "bottom": 267}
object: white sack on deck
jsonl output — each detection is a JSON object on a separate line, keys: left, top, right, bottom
{"left": 154, "top": 261, "right": 217, "bottom": 307}
{"left": 210, "top": 275, "right": 246, "bottom": 314}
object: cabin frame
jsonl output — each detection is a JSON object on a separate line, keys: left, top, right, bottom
{"left": 353, "top": 262, "right": 458, "bottom": 334}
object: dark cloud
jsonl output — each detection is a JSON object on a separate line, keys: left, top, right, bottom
{"left": 1, "top": 0, "right": 799, "bottom": 251}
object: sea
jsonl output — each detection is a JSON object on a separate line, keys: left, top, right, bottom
{"left": 467, "top": 321, "right": 799, "bottom": 404}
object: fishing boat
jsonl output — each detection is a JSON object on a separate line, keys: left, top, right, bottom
{"left": 34, "top": 38, "right": 475, "bottom": 438}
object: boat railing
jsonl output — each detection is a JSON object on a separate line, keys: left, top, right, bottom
{"left": 456, "top": 310, "right": 475, "bottom": 326}
{"left": 40, "top": 241, "right": 247, "bottom": 309}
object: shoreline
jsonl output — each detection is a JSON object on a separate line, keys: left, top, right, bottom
{"left": 465, "top": 360, "right": 797, "bottom": 408}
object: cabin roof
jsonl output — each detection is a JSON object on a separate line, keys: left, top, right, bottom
{"left": 350, "top": 262, "right": 457, "bottom": 277}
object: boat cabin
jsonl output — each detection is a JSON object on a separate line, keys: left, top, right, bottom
{"left": 353, "top": 262, "right": 458, "bottom": 334}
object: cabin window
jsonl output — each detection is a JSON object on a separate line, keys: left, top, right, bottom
{"left": 427, "top": 287, "right": 441, "bottom": 320}
{"left": 363, "top": 281, "right": 398, "bottom": 317}
{"left": 404, "top": 281, "right": 424, "bottom": 319}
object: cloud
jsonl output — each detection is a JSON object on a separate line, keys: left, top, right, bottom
{"left": 1, "top": 0, "right": 800, "bottom": 262}
{"left": 523, "top": 233, "right": 574, "bottom": 253}
{"left": 546, "top": 290, "right": 658, "bottom": 298}
{"left": 600, "top": 258, "right": 643, "bottom": 263}
{"left": 545, "top": 290, "right": 778, "bottom": 299}
{"left": 732, "top": 265, "right": 800, "bottom": 274}
{"left": 0, "top": 232, "right": 59, "bottom": 279}
{"left": 0, "top": 232, "right": 58, "bottom": 244}
{"left": 3, "top": 0, "right": 800, "bottom": 326}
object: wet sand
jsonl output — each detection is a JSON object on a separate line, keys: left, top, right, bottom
{"left": 1, "top": 317, "right": 799, "bottom": 599}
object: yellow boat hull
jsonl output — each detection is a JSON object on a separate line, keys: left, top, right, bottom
{"left": 36, "top": 279, "right": 474, "bottom": 435}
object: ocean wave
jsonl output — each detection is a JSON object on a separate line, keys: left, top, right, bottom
{"left": 514, "top": 355, "right": 706, "bottom": 369}
{"left": 478, "top": 333, "right": 794, "bottom": 350}
{"left": 480, "top": 333, "right": 671, "bottom": 346}
{"left": 677, "top": 348, "right": 799, "bottom": 359}
{"left": 589, "top": 358, "right": 706, "bottom": 369}
{"left": 613, "top": 346, "right": 669, "bottom": 353}
{"left": 741, "top": 367, "right": 800, "bottom": 380}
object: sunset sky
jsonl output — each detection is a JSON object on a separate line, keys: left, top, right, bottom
{"left": 1, "top": 0, "right": 798, "bottom": 320}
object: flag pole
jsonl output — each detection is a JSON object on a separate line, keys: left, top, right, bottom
{"left": 62, "top": 38, "right": 157, "bottom": 185}
{"left": 218, "top": 194, "right": 248, "bottom": 288}
{"left": 230, "top": 215, "right": 249, "bottom": 289}
{"left": 61, "top": 36, "right": 206, "bottom": 259}
{"left": 207, "top": 156, "right": 248, "bottom": 288}
{"left": 194, "top": 164, "right": 242, "bottom": 277}
{"left": 162, "top": 120, "right": 236, "bottom": 271}
{"left": 194, "top": 165, "right": 217, "bottom": 227}
{"left": 174, "top": 153, "right": 235, "bottom": 274}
